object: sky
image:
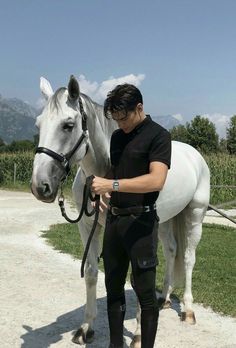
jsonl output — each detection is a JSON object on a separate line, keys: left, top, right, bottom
{"left": 0, "top": 0, "right": 236, "bottom": 138}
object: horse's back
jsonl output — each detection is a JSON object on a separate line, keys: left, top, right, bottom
{"left": 157, "top": 141, "right": 210, "bottom": 223}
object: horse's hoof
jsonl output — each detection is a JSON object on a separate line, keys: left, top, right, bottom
{"left": 130, "top": 334, "right": 141, "bottom": 348}
{"left": 181, "top": 311, "right": 196, "bottom": 325}
{"left": 163, "top": 300, "right": 172, "bottom": 309}
{"left": 157, "top": 297, "right": 166, "bottom": 309}
{"left": 72, "top": 327, "right": 95, "bottom": 345}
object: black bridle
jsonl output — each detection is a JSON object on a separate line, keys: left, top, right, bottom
{"left": 35, "top": 95, "right": 100, "bottom": 278}
{"left": 35, "top": 96, "right": 89, "bottom": 176}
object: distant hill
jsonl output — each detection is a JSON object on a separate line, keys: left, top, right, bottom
{"left": 0, "top": 95, "right": 38, "bottom": 144}
{"left": 0, "top": 94, "right": 180, "bottom": 144}
{"left": 152, "top": 115, "right": 180, "bottom": 130}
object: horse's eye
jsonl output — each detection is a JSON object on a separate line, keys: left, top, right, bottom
{"left": 63, "top": 123, "right": 74, "bottom": 132}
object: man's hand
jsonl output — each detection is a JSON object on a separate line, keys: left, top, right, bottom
{"left": 91, "top": 176, "right": 112, "bottom": 212}
{"left": 92, "top": 176, "right": 112, "bottom": 195}
{"left": 91, "top": 193, "right": 111, "bottom": 212}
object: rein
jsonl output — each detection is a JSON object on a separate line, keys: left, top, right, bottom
{"left": 58, "top": 175, "right": 100, "bottom": 278}
{"left": 35, "top": 96, "right": 101, "bottom": 278}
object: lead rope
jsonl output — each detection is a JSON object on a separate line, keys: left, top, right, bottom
{"left": 80, "top": 197, "right": 100, "bottom": 278}
{"left": 208, "top": 204, "right": 236, "bottom": 225}
{"left": 58, "top": 175, "right": 100, "bottom": 277}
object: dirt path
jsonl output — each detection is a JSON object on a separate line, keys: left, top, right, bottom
{"left": 0, "top": 190, "right": 235, "bottom": 348}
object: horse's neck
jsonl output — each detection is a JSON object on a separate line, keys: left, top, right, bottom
{"left": 80, "top": 95, "right": 116, "bottom": 178}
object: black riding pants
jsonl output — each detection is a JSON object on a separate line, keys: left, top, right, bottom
{"left": 102, "top": 210, "right": 159, "bottom": 347}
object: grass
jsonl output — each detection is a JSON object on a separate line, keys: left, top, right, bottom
{"left": 0, "top": 182, "right": 32, "bottom": 192}
{"left": 42, "top": 222, "right": 236, "bottom": 317}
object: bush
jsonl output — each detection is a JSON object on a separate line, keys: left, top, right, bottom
{"left": 0, "top": 152, "right": 235, "bottom": 206}
{"left": 0, "top": 152, "right": 34, "bottom": 185}
{"left": 203, "top": 153, "right": 236, "bottom": 205}
{"left": 0, "top": 151, "right": 77, "bottom": 188}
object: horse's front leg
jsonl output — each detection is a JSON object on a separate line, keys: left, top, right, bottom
{"left": 129, "top": 273, "right": 141, "bottom": 348}
{"left": 72, "top": 216, "right": 102, "bottom": 345}
{"left": 130, "top": 300, "right": 141, "bottom": 348}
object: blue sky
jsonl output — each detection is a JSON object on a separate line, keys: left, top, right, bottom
{"left": 1, "top": 0, "right": 236, "bottom": 136}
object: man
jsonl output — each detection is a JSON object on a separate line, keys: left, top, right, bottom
{"left": 92, "top": 84, "right": 171, "bottom": 348}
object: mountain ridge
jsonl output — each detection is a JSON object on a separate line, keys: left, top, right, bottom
{"left": 0, "top": 95, "right": 179, "bottom": 143}
{"left": 0, "top": 95, "right": 38, "bottom": 143}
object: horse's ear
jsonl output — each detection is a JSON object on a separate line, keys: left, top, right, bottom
{"left": 68, "top": 75, "right": 80, "bottom": 102}
{"left": 40, "top": 77, "right": 54, "bottom": 100}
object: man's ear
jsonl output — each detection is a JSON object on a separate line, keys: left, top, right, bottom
{"left": 136, "top": 103, "right": 143, "bottom": 112}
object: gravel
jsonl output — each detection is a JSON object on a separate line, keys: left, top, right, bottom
{"left": 0, "top": 190, "right": 235, "bottom": 348}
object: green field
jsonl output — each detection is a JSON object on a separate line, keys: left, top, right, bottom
{"left": 0, "top": 152, "right": 236, "bottom": 204}
{"left": 42, "top": 222, "right": 236, "bottom": 317}
{"left": 204, "top": 153, "right": 236, "bottom": 204}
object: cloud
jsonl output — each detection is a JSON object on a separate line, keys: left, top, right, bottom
{"left": 172, "top": 113, "right": 184, "bottom": 122}
{"left": 78, "top": 74, "right": 99, "bottom": 95}
{"left": 202, "top": 113, "right": 231, "bottom": 138}
{"left": 35, "top": 73, "right": 145, "bottom": 110}
{"left": 78, "top": 73, "right": 146, "bottom": 103}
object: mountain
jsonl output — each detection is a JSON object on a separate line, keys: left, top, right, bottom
{"left": 0, "top": 93, "right": 180, "bottom": 144}
{"left": 6, "top": 97, "right": 38, "bottom": 118}
{"left": 0, "top": 95, "right": 38, "bottom": 144}
{"left": 152, "top": 115, "right": 180, "bottom": 130}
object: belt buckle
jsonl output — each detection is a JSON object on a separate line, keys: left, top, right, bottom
{"left": 111, "top": 206, "right": 119, "bottom": 215}
{"left": 143, "top": 206, "right": 150, "bottom": 213}
{"left": 143, "top": 204, "right": 156, "bottom": 213}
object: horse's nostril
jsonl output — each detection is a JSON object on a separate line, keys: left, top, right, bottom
{"left": 43, "top": 182, "right": 51, "bottom": 195}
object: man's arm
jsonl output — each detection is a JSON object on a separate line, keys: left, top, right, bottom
{"left": 92, "top": 161, "right": 169, "bottom": 195}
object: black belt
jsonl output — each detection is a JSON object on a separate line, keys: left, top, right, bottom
{"left": 109, "top": 204, "right": 156, "bottom": 216}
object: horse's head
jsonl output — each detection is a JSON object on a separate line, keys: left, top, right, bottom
{"left": 31, "top": 76, "right": 89, "bottom": 202}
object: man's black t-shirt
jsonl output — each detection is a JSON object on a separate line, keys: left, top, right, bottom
{"left": 110, "top": 115, "right": 171, "bottom": 208}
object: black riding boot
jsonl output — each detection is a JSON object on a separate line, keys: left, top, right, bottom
{"left": 141, "top": 307, "right": 159, "bottom": 348}
{"left": 107, "top": 304, "right": 126, "bottom": 348}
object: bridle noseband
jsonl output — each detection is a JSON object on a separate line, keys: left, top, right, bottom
{"left": 35, "top": 96, "right": 89, "bottom": 176}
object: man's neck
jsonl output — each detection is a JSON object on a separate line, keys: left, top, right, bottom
{"left": 134, "top": 112, "right": 146, "bottom": 127}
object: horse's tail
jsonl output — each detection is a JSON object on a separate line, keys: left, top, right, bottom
{"left": 172, "top": 210, "right": 186, "bottom": 287}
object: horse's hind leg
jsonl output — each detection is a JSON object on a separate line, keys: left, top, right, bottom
{"left": 72, "top": 216, "right": 102, "bottom": 345}
{"left": 182, "top": 192, "right": 209, "bottom": 324}
{"left": 158, "top": 220, "right": 177, "bottom": 308}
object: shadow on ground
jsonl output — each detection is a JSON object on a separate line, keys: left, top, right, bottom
{"left": 21, "top": 290, "right": 135, "bottom": 348}
{"left": 21, "top": 289, "right": 182, "bottom": 348}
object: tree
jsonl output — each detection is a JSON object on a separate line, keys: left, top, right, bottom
{"left": 7, "top": 139, "right": 35, "bottom": 152}
{"left": 226, "top": 115, "right": 236, "bottom": 154}
{"left": 170, "top": 125, "right": 189, "bottom": 143}
{"left": 219, "top": 138, "right": 227, "bottom": 153}
{"left": 0, "top": 137, "right": 5, "bottom": 147}
{"left": 33, "top": 133, "right": 39, "bottom": 148}
{"left": 186, "top": 115, "right": 219, "bottom": 153}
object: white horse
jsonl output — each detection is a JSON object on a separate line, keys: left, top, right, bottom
{"left": 31, "top": 76, "right": 210, "bottom": 347}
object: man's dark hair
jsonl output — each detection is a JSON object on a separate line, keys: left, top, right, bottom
{"left": 104, "top": 83, "right": 143, "bottom": 119}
